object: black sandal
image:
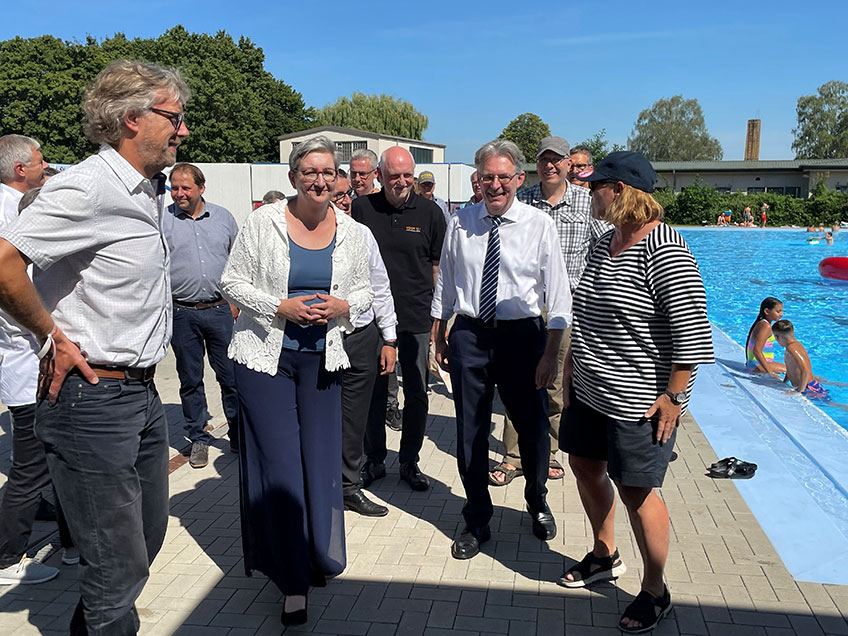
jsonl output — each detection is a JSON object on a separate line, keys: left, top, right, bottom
{"left": 708, "top": 458, "right": 757, "bottom": 479}
{"left": 558, "top": 549, "right": 626, "bottom": 588}
{"left": 619, "top": 586, "right": 671, "bottom": 633}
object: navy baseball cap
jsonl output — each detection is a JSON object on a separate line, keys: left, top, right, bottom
{"left": 576, "top": 151, "right": 657, "bottom": 193}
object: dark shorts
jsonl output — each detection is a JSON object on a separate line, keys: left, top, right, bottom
{"left": 560, "top": 389, "right": 676, "bottom": 488}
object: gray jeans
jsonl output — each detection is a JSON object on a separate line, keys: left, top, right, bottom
{"left": 36, "top": 377, "right": 169, "bottom": 636}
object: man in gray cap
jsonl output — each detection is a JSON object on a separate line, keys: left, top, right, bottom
{"left": 417, "top": 170, "right": 450, "bottom": 224}
{"left": 489, "top": 136, "right": 610, "bottom": 487}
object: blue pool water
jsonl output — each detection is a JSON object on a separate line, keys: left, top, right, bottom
{"left": 678, "top": 227, "right": 848, "bottom": 429}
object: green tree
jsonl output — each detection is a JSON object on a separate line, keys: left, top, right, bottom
{"left": 315, "top": 92, "right": 428, "bottom": 139}
{"left": 499, "top": 113, "right": 551, "bottom": 161}
{"left": 792, "top": 80, "right": 848, "bottom": 159}
{"left": 0, "top": 27, "right": 314, "bottom": 163}
{"left": 577, "top": 128, "right": 625, "bottom": 163}
{"left": 627, "top": 95, "right": 723, "bottom": 161}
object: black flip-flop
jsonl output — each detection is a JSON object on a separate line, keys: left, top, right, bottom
{"left": 708, "top": 458, "right": 757, "bottom": 479}
{"left": 708, "top": 457, "right": 737, "bottom": 471}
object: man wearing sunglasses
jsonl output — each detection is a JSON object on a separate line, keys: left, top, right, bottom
{"left": 0, "top": 60, "right": 189, "bottom": 634}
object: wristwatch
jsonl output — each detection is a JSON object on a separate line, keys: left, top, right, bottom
{"left": 664, "top": 390, "right": 687, "bottom": 405}
{"left": 383, "top": 340, "right": 398, "bottom": 348}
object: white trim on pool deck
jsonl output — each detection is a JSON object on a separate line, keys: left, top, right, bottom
{"left": 690, "top": 324, "right": 848, "bottom": 585}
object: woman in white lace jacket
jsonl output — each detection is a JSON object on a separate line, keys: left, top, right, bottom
{"left": 221, "top": 136, "right": 373, "bottom": 627}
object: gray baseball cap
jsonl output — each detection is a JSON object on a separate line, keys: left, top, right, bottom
{"left": 536, "top": 136, "right": 570, "bottom": 159}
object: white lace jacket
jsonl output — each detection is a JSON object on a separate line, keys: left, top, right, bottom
{"left": 221, "top": 202, "right": 374, "bottom": 374}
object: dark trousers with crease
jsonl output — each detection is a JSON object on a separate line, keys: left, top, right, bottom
{"left": 0, "top": 403, "right": 72, "bottom": 568}
{"left": 364, "top": 330, "right": 429, "bottom": 465}
{"left": 341, "top": 321, "right": 382, "bottom": 494}
{"left": 449, "top": 315, "right": 550, "bottom": 530}
{"left": 36, "top": 378, "right": 169, "bottom": 636}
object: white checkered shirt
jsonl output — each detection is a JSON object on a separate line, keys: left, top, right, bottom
{"left": 1, "top": 145, "right": 172, "bottom": 367}
{"left": 517, "top": 182, "right": 611, "bottom": 291}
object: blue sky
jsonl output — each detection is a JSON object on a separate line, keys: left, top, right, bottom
{"left": 4, "top": 1, "right": 848, "bottom": 163}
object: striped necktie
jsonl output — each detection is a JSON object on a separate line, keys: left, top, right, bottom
{"left": 479, "top": 215, "right": 502, "bottom": 323}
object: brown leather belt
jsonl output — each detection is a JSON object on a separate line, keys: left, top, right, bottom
{"left": 174, "top": 298, "right": 227, "bottom": 310}
{"left": 85, "top": 364, "right": 157, "bottom": 382}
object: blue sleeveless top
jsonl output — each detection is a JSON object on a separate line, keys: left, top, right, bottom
{"left": 282, "top": 235, "right": 335, "bottom": 352}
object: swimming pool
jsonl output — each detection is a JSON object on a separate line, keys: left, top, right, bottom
{"left": 678, "top": 227, "right": 848, "bottom": 429}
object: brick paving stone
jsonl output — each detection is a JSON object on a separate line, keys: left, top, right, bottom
{"left": 4, "top": 352, "right": 848, "bottom": 636}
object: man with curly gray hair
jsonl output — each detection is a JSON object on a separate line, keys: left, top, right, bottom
{"left": 0, "top": 59, "right": 189, "bottom": 634}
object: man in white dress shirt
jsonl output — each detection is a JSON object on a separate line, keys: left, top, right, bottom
{"left": 332, "top": 171, "right": 398, "bottom": 517}
{"left": 0, "top": 61, "right": 189, "bottom": 634}
{"left": 432, "top": 139, "right": 572, "bottom": 560}
{"left": 0, "top": 135, "right": 60, "bottom": 586}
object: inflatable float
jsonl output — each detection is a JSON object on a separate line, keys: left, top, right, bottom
{"left": 819, "top": 256, "right": 848, "bottom": 281}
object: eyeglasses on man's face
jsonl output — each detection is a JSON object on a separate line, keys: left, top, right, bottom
{"left": 571, "top": 163, "right": 591, "bottom": 171}
{"left": 537, "top": 155, "right": 566, "bottom": 167}
{"left": 150, "top": 107, "right": 185, "bottom": 132}
{"left": 480, "top": 173, "right": 519, "bottom": 185}
{"left": 299, "top": 169, "right": 338, "bottom": 184}
{"left": 350, "top": 169, "right": 375, "bottom": 179}
{"left": 331, "top": 189, "right": 354, "bottom": 202}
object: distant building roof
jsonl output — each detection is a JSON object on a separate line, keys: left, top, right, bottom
{"left": 652, "top": 159, "right": 848, "bottom": 172}
{"left": 277, "top": 125, "right": 446, "bottom": 149}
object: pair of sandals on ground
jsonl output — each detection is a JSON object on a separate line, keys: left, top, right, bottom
{"left": 489, "top": 458, "right": 565, "bottom": 485}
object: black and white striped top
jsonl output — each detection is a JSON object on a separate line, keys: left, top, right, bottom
{"left": 572, "top": 223, "right": 714, "bottom": 420}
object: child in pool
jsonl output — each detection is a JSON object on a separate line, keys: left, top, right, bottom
{"left": 745, "top": 297, "right": 787, "bottom": 374}
{"left": 771, "top": 320, "right": 826, "bottom": 397}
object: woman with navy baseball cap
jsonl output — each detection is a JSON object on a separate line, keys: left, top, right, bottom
{"left": 560, "top": 152, "right": 714, "bottom": 632}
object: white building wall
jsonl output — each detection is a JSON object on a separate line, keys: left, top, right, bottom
{"left": 280, "top": 132, "right": 444, "bottom": 164}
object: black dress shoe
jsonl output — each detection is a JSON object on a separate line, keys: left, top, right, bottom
{"left": 344, "top": 489, "right": 389, "bottom": 517}
{"left": 359, "top": 461, "right": 386, "bottom": 488}
{"left": 528, "top": 503, "right": 557, "bottom": 540}
{"left": 451, "top": 525, "right": 491, "bottom": 560}
{"left": 399, "top": 462, "right": 430, "bottom": 491}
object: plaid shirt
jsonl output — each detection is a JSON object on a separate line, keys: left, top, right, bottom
{"left": 517, "top": 181, "right": 611, "bottom": 291}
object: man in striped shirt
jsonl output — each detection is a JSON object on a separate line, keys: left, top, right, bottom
{"left": 491, "top": 136, "right": 610, "bottom": 487}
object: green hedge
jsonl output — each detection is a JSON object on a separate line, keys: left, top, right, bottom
{"left": 655, "top": 181, "right": 848, "bottom": 226}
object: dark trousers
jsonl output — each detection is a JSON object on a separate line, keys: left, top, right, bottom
{"left": 235, "top": 349, "right": 345, "bottom": 596}
{"left": 365, "top": 330, "right": 429, "bottom": 465}
{"left": 341, "top": 321, "right": 382, "bottom": 494}
{"left": 449, "top": 316, "right": 550, "bottom": 530}
{"left": 0, "top": 403, "right": 72, "bottom": 568}
{"left": 171, "top": 304, "right": 239, "bottom": 444}
{"left": 36, "top": 378, "right": 169, "bottom": 636}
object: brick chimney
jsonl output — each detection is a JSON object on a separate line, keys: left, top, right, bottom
{"left": 744, "top": 119, "right": 761, "bottom": 161}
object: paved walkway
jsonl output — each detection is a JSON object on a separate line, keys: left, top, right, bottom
{"left": 2, "top": 352, "right": 848, "bottom": 635}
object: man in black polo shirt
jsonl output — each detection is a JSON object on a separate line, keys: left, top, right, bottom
{"left": 352, "top": 146, "right": 446, "bottom": 491}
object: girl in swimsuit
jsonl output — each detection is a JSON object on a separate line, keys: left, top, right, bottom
{"left": 745, "top": 297, "right": 787, "bottom": 374}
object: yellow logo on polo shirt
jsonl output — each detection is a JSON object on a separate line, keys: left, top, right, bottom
{"left": 405, "top": 225, "right": 421, "bottom": 233}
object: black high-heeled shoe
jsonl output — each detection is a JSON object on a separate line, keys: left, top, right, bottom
{"left": 281, "top": 600, "right": 307, "bottom": 626}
